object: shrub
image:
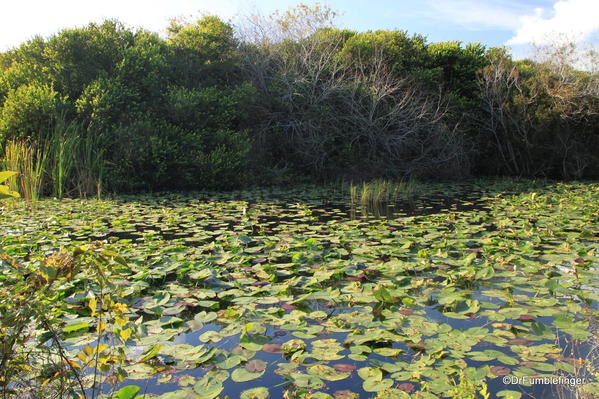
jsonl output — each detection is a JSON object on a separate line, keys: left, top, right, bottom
{"left": 0, "top": 84, "right": 66, "bottom": 146}
{"left": 101, "top": 117, "right": 250, "bottom": 191}
{"left": 75, "top": 76, "right": 140, "bottom": 131}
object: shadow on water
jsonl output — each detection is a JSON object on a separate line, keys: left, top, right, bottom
{"left": 67, "top": 188, "right": 491, "bottom": 244}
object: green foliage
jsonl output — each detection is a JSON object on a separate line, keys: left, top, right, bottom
{"left": 167, "top": 16, "right": 240, "bottom": 86}
{"left": 425, "top": 41, "right": 488, "bottom": 106}
{"left": 0, "top": 243, "right": 133, "bottom": 398}
{"left": 48, "top": 116, "right": 80, "bottom": 198}
{"left": 0, "top": 7, "right": 597, "bottom": 194}
{"left": 338, "top": 29, "right": 428, "bottom": 76}
{"left": 109, "top": 119, "right": 250, "bottom": 191}
{"left": 448, "top": 369, "right": 490, "bottom": 399}
{"left": 1, "top": 181, "right": 598, "bottom": 398}
{"left": 168, "top": 16, "right": 237, "bottom": 59}
{"left": 163, "top": 84, "right": 255, "bottom": 131}
{"left": 474, "top": 46, "right": 599, "bottom": 178}
{"left": 41, "top": 20, "right": 134, "bottom": 99}
{"left": 0, "top": 84, "right": 66, "bottom": 145}
{"left": 75, "top": 76, "right": 140, "bottom": 131}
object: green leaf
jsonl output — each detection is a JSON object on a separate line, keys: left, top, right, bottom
{"left": 139, "top": 344, "right": 162, "bottom": 363}
{"left": 231, "top": 366, "right": 265, "bottom": 382}
{"left": 193, "top": 381, "right": 223, "bottom": 399}
{"left": 62, "top": 322, "right": 89, "bottom": 334}
{"left": 114, "top": 385, "right": 141, "bottom": 399}
{"left": 240, "top": 387, "right": 269, "bottom": 399}
{"left": 0, "top": 184, "right": 20, "bottom": 199}
{"left": 307, "top": 365, "right": 351, "bottom": 381}
{"left": 363, "top": 378, "right": 393, "bottom": 392}
{"left": 497, "top": 390, "right": 523, "bottom": 399}
{"left": 373, "top": 286, "right": 394, "bottom": 303}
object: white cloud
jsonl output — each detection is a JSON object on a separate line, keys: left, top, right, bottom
{"left": 424, "top": 0, "right": 528, "bottom": 31}
{"left": 507, "top": 0, "right": 599, "bottom": 45}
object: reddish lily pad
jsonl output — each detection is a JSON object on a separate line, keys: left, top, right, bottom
{"left": 262, "top": 343, "right": 283, "bottom": 354}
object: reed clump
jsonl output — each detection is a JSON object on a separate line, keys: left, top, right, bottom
{"left": 3, "top": 140, "right": 48, "bottom": 205}
{"left": 350, "top": 178, "right": 419, "bottom": 206}
{"left": 1, "top": 115, "right": 105, "bottom": 203}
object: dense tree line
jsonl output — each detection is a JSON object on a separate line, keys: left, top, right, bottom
{"left": 0, "top": 6, "right": 597, "bottom": 194}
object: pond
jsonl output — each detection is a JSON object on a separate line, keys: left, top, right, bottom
{"left": 1, "top": 180, "right": 598, "bottom": 399}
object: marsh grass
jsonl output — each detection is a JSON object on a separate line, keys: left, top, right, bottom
{"left": 1, "top": 116, "right": 106, "bottom": 201}
{"left": 49, "top": 116, "right": 80, "bottom": 199}
{"left": 3, "top": 140, "right": 48, "bottom": 205}
{"left": 75, "top": 131, "right": 105, "bottom": 198}
{"left": 350, "top": 178, "right": 419, "bottom": 207}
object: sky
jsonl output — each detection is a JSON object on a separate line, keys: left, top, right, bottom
{"left": 1, "top": 0, "right": 598, "bottom": 58}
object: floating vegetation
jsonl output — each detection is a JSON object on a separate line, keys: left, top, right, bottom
{"left": 0, "top": 180, "right": 598, "bottom": 398}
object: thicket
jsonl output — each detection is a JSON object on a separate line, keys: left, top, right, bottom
{"left": 0, "top": 5, "right": 597, "bottom": 195}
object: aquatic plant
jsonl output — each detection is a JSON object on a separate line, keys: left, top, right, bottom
{"left": 74, "top": 131, "right": 105, "bottom": 198}
{"left": 0, "top": 243, "right": 136, "bottom": 398}
{"left": 3, "top": 140, "right": 48, "bottom": 205}
{"left": 49, "top": 115, "right": 80, "bottom": 199}
{"left": 0, "top": 181, "right": 597, "bottom": 398}
{"left": 350, "top": 178, "right": 419, "bottom": 206}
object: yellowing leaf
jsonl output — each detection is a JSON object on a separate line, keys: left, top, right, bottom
{"left": 97, "top": 321, "right": 107, "bottom": 334}
{"left": 88, "top": 297, "right": 97, "bottom": 314}
{"left": 83, "top": 345, "right": 93, "bottom": 356}
{"left": 119, "top": 328, "right": 132, "bottom": 341}
{"left": 63, "top": 359, "right": 81, "bottom": 369}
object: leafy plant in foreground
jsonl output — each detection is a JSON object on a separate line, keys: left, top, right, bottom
{"left": 0, "top": 241, "right": 135, "bottom": 399}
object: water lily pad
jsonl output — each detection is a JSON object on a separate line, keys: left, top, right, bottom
{"left": 491, "top": 366, "right": 511, "bottom": 376}
{"left": 240, "top": 387, "right": 269, "bottom": 399}
{"left": 262, "top": 343, "right": 283, "bottom": 354}
{"left": 231, "top": 360, "right": 267, "bottom": 382}
{"left": 333, "top": 364, "right": 357, "bottom": 373}
{"left": 334, "top": 390, "right": 359, "bottom": 399}
{"left": 308, "top": 365, "right": 351, "bottom": 381}
{"left": 281, "top": 339, "right": 306, "bottom": 354}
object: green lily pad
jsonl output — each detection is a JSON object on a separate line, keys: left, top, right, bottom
{"left": 240, "top": 387, "right": 269, "bottom": 399}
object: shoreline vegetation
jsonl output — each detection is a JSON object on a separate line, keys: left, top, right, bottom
{"left": 0, "top": 4, "right": 597, "bottom": 198}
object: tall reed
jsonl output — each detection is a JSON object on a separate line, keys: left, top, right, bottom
{"left": 49, "top": 116, "right": 80, "bottom": 198}
{"left": 75, "top": 132, "right": 105, "bottom": 198}
{"left": 2, "top": 112, "right": 107, "bottom": 201}
{"left": 350, "top": 178, "right": 419, "bottom": 206}
{"left": 4, "top": 140, "right": 48, "bottom": 205}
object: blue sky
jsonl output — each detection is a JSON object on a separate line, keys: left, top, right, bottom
{"left": 1, "top": 0, "right": 597, "bottom": 58}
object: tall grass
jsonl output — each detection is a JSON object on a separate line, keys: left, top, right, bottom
{"left": 75, "top": 131, "right": 105, "bottom": 198}
{"left": 350, "top": 178, "right": 419, "bottom": 206}
{"left": 1, "top": 114, "right": 106, "bottom": 202}
{"left": 49, "top": 116, "right": 80, "bottom": 198}
{"left": 4, "top": 140, "right": 48, "bottom": 205}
